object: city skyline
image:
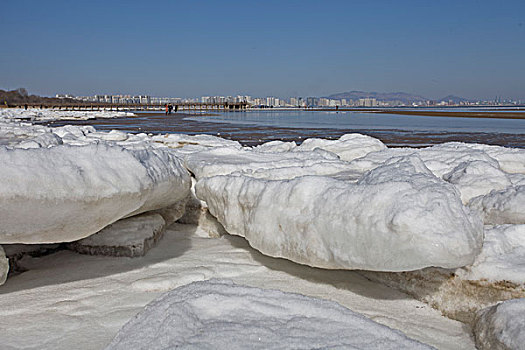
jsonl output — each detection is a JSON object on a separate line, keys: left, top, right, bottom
{"left": 1, "top": 0, "right": 525, "bottom": 100}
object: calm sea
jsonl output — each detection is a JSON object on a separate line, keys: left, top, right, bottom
{"left": 46, "top": 109, "right": 525, "bottom": 148}
{"left": 185, "top": 110, "right": 525, "bottom": 134}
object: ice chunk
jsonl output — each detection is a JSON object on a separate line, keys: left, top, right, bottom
{"left": 253, "top": 140, "right": 297, "bottom": 153}
{"left": 469, "top": 185, "right": 525, "bottom": 225}
{"left": 0, "top": 246, "right": 8, "bottom": 286}
{"left": 0, "top": 108, "right": 135, "bottom": 122}
{"left": 443, "top": 160, "right": 512, "bottom": 204}
{"left": 106, "top": 279, "right": 432, "bottom": 350}
{"left": 196, "top": 156, "right": 483, "bottom": 271}
{"left": 473, "top": 298, "right": 525, "bottom": 350}
{"left": 297, "top": 133, "right": 386, "bottom": 161}
{"left": 360, "top": 225, "right": 525, "bottom": 324}
{"left": 0, "top": 143, "right": 191, "bottom": 243}
{"left": 457, "top": 224, "right": 525, "bottom": 284}
{"left": 185, "top": 146, "right": 351, "bottom": 181}
{"left": 68, "top": 213, "right": 166, "bottom": 257}
{"left": 151, "top": 133, "right": 242, "bottom": 153}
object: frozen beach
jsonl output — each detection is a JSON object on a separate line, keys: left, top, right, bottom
{"left": 1, "top": 108, "right": 525, "bottom": 349}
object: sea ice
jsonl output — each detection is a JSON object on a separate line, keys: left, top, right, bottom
{"left": 0, "top": 108, "right": 135, "bottom": 122}
{"left": 361, "top": 225, "right": 525, "bottom": 323}
{"left": 469, "top": 185, "right": 525, "bottom": 225}
{"left": 443, "top": 160, "right": 512, "bottom": 204}
{"left": 0, "top": 143, "right": 190, "bottom": 243}
{"left": 457, "top": 224, "right": 525, "bottom": 284}
{"left": 473, "top": 298, "right": 525, "bottom": 350}
{"left": 184, "top": 145, "right": 352, "bottom": 181}
{"left": 196, "top": 155, "right": 483, "bottom": 271}
{"left": 0, "top": 246, "right": 8, "bottom": 286}
{"left": 296, "top": 133, "right": 386, "bottom": 161}
{"left": 68, "top": 213, "right": 166, "bottom": 257}
{"left": 106, "top": 279, "right": 432, "bottom": 350}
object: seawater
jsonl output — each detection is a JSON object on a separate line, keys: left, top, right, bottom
{"left": 185, "top": 110, "right": 525, "bottom": 135}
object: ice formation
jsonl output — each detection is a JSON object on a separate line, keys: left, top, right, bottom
{"left": 2, "top": 107, "right": 525, "bottom": 347}
{"left": 0, "top": 246, "right": 8, "bottom": 285}
{"left": 0, "top": 144, "right": 190, "bottom": 243}
{"left": 469, "top": 185, "right": 525, "bottom": 225}
{"left": 68, "top": 213, "right": 166, "bottom": 257}
{"left": 106, "top": 279, "right": 431, "bottom": 350}
{"left": 196, "top": 156, "right": 483, "bottom": 271}
{"left": 473, "top": 298, "right": 525, "bottom": 350}
{"left": 296, "top": 133, "right": 386, "bottom": 161}
{"left": 0, "top": 108, "right": 135, "bottom": 122}
{"left": 361, "top": 224, "right": 525, "bottom": 323}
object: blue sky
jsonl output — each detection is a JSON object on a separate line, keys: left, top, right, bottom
{"left": 1, "top": 0, "right": 524, "bottom": 100}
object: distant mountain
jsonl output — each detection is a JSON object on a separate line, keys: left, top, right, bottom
{"left": 327, "top": 91, "right": 429, "bottom": 104}
{"left": 438, "top": 95, "right": 472, "bottom": 104}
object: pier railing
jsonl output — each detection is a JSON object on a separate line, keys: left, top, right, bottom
{"left": 2, "top": 102, "right": 250, "bottom": 111}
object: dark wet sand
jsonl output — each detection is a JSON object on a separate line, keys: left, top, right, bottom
{"left": 45, "top": 112, "right": 525, "bottom": 149}
{"left": 313, "top": 108, "right": 525, "bottom": 119}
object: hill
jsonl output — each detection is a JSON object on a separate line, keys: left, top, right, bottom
{"left": 0, "top": 88, "right": 81, "bottom": 106}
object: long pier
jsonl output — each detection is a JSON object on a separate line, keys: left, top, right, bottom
{"left": 4, "top": 102, "right": 250, "bottom": 111}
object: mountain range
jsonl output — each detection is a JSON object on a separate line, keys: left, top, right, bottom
{"left": 326, "top": 91, "right": 472, "bottom": 104}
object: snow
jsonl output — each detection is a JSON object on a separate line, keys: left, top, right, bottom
{"left": 184, "top": 145, "right": 350, "bottom": 180}
{"left": 457, "top": 224, "right": 525, "bottom": 285}
{"left": 469, "top": 185, "right": 525, "bottom": 225}
{"left": 68, "top": 213, "right": 166, "bottom": 257}
{"left": 107, "top": 279, "right": 432, "bottom": 350}
{"left": 0, "top": 144, "right": 191, "bottom": 243}
{"left": 0, "top": 246, "right": 8, "bottom": 286}
{"left": 296, "top": 133, "right": 386, "bottom": 161}
{"left": 360, "top": 224, "right": 525, "bottom": 324}
{"left": 0, "top": 108, "right": 135, "bottom": 122}
{"left": 197, "top": 155, "right": 483, "bottom": 271}
{"left": 443, "top": 160, "right": 512, "bottom": 204}
{"left": 0, "top": 223, "right": 475, "bottom": 350}
{"left": 1, "top": 108, "right": 524, "bottom": 348}
{"left": 473, "top": 298, "right": 525, "bottom": 350}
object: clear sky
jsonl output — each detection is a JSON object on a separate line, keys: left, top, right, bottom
{"left": 1, "top": 0, "right": 524, "bottom": 100}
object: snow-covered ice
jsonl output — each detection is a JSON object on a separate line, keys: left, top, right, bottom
{"left": 68, "top": 213, "right": 166, "bottom": 257}
{"left": 457, "top": 224, "right": 525, "bottom": 284}
{"left": 197, "top": 155, "right": 483, "bottom": 271}
{"left": 469, "top": 185, "right": 525, "bottom": 225}
{"left": 296, "top": 132, "right": 386, "bottom": 161}
{"left": 0, "top": 108, "right": 136, "bottom": 122}
{"left": 473, "top": 298, "right": 525, "bottom": 350}
{"left": 0, "top": 246, "right": 8, "bottom": 286}
{"left": 1, "top": 107, "right": 525, "bottom": 348}
{"left": 0, "top": 144, "right": 190, "bottom": 243}
{"left": 361, "top": 224, "right": 525, "bottom": 323}
{"left": 107, "top": 279, "right": 432, "bottom": 350}
{"left": 0, "top": 223, "right": 475, "bottom": 350}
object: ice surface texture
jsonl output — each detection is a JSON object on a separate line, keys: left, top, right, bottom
{"left": 197, "top": 156, "right": 483, "bottom": 271}
{"left": 0, "top": 246, "right": 8, "bottom": 285}
{"left": 0, "top": 108, "right": 135, "bottom": 122}
{"left": 106, "top": 279, "right": 432, "bottom": 350}
{"left": 68, "top": 213, "right": 166, "bottom": 257}
{"left": 473, "top": 298, "right": 525, "bottom": 350}
{"left": 0, "top": 143, "right": 190, "bottom": 243}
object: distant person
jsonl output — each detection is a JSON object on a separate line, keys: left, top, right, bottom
{"left": 24, "top": 104, "right": 28, "bottom": 110}
{"left": 174, "top": 105, "right": 178, "bottom": 112}
{"left": 165, "top": 104, "right": 169, "bottom": 115}
{"left": 168, "top": 104, "right": 173, "bottom": 114}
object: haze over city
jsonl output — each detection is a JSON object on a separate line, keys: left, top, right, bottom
{"left": 1, "top": 0, "right": 524, "bottom": 100}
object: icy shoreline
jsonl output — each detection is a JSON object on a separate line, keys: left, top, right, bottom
{"left": 1, "top": 108, "right": 525, "bottom": 349}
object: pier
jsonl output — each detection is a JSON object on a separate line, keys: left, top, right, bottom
{"left": 5, "top": 102, "right": 250, "bottom": 112}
